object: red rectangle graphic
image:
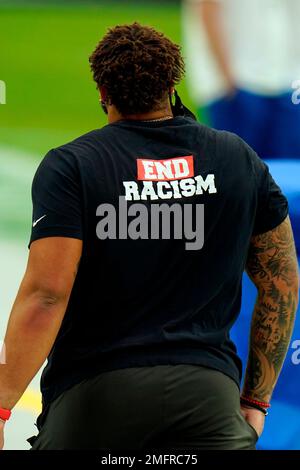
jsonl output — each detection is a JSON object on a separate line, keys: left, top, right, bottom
{"left": 137, "top": 155, "right": 194, "bottom": 181}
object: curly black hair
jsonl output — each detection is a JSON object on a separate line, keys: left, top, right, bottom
{"left": 89, "top": 22, "right": 185, "bottom": 115}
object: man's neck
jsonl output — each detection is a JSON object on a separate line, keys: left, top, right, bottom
{"left": 107, "top": 104, "right": 173, "bottom": 124}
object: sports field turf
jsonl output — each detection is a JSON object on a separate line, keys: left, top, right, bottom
{"left": 0, "top": 0, "right": 194, "bottom": 157}
{"left": 0, "top": 0, "right": 195, "bottom": 242}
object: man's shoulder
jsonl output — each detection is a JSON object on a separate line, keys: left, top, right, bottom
{"left": 55, "top": 125, "right": 113, "bottom": 153}
{"left": 45, "top": 125, "right": 114, "bottom": 166}
{"left": 197, "top": 121, "right": 246, "bottom": 148}
{"left": 193, "top": 122, "right": 261, "bottom": 184}
{"left": 191, "top": 119, "right": 251, "bottom": 159}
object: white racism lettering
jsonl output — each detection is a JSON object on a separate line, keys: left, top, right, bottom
{"left": 123, "top": 174, "right": 217, "bottom": 201}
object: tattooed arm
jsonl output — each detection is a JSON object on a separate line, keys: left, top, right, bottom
{"left": 243, "top": 216, "right": 299, "bottom": 402}
{"left": 240, "top": 217, "right": 299, "bottom": 435}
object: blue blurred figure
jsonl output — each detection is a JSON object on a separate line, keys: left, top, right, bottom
{"left": 183, "top": 0, "right": 300, "bottom": 159}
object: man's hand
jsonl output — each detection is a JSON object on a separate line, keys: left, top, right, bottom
{"left": 241, "top": 405, "right": 265, "bottom": 438}
{"left": 224, "top": 76, "right": 238, "bottom": 99}
{"left": 199, "top": 1, "right": 236, "bottom": 98}
{"left": 0, "top": 420, "right": 4, "bottom": 450}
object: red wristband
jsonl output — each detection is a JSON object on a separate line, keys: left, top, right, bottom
{"left": 0, "top": 407, "right": 11, "bottom": 421}
{"left": 241, "top": 396, "right": 271, "bottom": 409}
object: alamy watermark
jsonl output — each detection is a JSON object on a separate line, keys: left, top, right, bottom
{"left": 96, "top": 197, "right": 204, "bottom": 251}
{"left": 0, "top": 80, "right": 6, "bottom": 104}
{"left": 291, "top": 339, "right": 300, "bottom": 365}
{"left": 291, "top": 80, "right": 300, "bottom": 104}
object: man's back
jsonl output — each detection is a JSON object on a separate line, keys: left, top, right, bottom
{"left": 1, "top": 22, "right": 296, "bottom": 452}
{"left": 30, "top": 116, "right": 288, "bottom": 406}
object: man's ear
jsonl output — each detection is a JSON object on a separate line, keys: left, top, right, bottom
{"left": 99, "top": 86, "right": 107, "bottom": 103}
{"left": 169, "top": 86, "right": 175, "bottom": 96}
{"left": 99, "top": 86, "right": 109, "bottom": 115}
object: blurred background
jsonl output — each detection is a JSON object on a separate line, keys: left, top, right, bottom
{"left": 0, "top": 0, "right": 299, "bottom": 450}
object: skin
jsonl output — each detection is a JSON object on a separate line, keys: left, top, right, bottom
{"left": 197, "top": 3, "right": 299, "bottom": 434}
{"left": 0, "top": 237, "right": 83, "bottom": 449}
{"left": 100, "top": 86, "right": 174, "bottom": 124}
{"left": 0, "top": 89, "right": 174, "bottom": 450}
{"left": 241, "top": 217, "right": 299, "bottom": 435}
{"left": 0, "top": 89, "right": 298, "bottom": 448}
{"left": 198, "top": 1, "right": 236, "bottom": 95}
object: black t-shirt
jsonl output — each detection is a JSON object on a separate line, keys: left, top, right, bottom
{"left": 30, "top": 117, "right": 288, "bottom": 407}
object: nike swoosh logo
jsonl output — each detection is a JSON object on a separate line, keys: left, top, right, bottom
{"left": 32, "top": 215, "right": 47, "bottom": 228}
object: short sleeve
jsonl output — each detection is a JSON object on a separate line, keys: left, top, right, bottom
{"left": 251, "top": 151, "right": 289, "bottom": 235}
{"left": 29, "top": 148, "right": 83, "bottom": 247}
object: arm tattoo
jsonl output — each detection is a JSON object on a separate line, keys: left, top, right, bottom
{"left": 243, "top": 217, "right": 299, "bottom": 402}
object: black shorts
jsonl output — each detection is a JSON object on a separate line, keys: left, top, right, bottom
{"left": 29, "top": 364, "right": 258, "bottom": 450}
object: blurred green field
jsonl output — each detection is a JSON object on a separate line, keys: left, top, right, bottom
{"left": 0, "top": 1, "right": 196, "bottom": 243}
{"left": 0, "top": 1, "right": 195, "bottom": 155}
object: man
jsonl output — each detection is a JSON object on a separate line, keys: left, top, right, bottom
{"left": 183, "top": 0, "right": 300, "bottom": 159}
{"left": 0, "top": 23, "right": 298, "bottom": 450}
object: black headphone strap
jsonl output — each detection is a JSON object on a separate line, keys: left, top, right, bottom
{"left": 170, "top": 90, "right": 197, "bottom": 121}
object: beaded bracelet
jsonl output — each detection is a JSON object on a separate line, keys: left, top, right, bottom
{"left": 240, "top": 396, "right": 270, "bottom": 416}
